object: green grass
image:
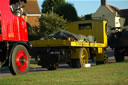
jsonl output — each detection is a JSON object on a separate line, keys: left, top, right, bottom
{"left": 0, "top": 62, "right": 128, "bottom": 85}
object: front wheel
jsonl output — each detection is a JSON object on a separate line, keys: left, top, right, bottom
{"left": 9, "top": 45, "right": 30, "bottom": 75}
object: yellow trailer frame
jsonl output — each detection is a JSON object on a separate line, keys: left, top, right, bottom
{"left": 30, "top": 20, "right": 108, "bottom": 68}
{"left": 30, "top": 39, "right": 107, "bottom": 48}
{"left": 30, "top": 38, "right": 107, "bottom": 66}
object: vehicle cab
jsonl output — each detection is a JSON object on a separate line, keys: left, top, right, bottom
{"left": 0, "top": 0, "right": 28, "bottom": 41}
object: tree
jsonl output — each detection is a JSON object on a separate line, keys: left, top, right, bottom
{"left": 39, "top": 12, "right": 67, "bottom": 36}
{"left": 54, "top": 3, "right": 78, "bottom": 21}
{"left": 27, "top": 23, "right": 40, "bottom": 40}
{"left": 79, "top": 14, "right": 92, "bottom": 20}
{"left": 42, "top": 0, "right": 65, "bottom": 13}
{"left": 84, "top": 14, "right": 92, "bottom": 20}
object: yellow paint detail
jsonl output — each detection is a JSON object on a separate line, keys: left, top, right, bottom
{"left": 98, "top": 48, "right": 103, "bottom": 54}
{"left": 8, "top": 33, "right": 14, "bottom": 38}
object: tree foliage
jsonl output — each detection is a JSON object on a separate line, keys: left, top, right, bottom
{"left": 84, "top": 14, "right": 92, "bottom": 20}
{"left": 79, "top": 14, "right": 92, "bottom": 20}
{"left": 39, "top": 12, "right": 67, "bottom": 36}
{"left": 42, "top": 0, "right": 65, "bottom": 13}
{"left": 27, "top": 23, "right": 40, "bottom": 40}
{"left": 54, "top": 3, "right": 78, "bottom": 21}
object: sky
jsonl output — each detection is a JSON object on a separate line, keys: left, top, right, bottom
{"left": 37, "top": 0, "right": 128, "bottom": 16}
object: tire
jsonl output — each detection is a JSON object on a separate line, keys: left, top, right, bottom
{"left": 114, "top": 49, "right": 124, "bottom": 62}
{"left": 70, "top": 59, "right": 81, "bottom": 68}
{"left": 71, "top": 48, "right": 89, "bottom": 68}
{"left": 47, "top": 64, "right": 58, "bottom": 70}
{"left": 9, "top": 45, "right": 30, "bottom": 75}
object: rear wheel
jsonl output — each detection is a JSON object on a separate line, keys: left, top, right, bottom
{"left": 71, "top": 48, "right": 89, "bottom": 68}
{"left": 9, "top": 45, "right": 30, "bottom": 75}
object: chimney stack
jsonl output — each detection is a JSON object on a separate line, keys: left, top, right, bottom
{"left": 101, "top": 0, "right": 107, "bottom": 5}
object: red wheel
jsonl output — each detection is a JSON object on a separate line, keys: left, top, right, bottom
{"left": 16, "top": 50, "right": 28, "bottom": 72}
{"left": 9, "top": 45, "right": 30, "bottom": 75}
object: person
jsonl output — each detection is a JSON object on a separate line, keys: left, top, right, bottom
{"left": 10, "top": 2, "right": 24, "bottom": 16}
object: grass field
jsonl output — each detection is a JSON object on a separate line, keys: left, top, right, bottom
{"left": 0, "top": 62, "right": 128, "bottom": 85}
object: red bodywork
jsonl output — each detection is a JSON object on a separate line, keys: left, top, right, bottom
{"left": 0, "top": 0, "right": 28, "bottom": 41}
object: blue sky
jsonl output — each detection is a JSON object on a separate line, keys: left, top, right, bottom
{"left": 37, "top": 0, "right": 128, "bottom": 16}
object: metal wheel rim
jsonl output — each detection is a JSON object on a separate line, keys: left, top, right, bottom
{"left": 80, "top": 49, "right": 88, "bottom": 67}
